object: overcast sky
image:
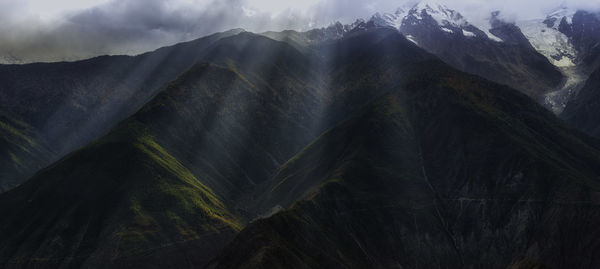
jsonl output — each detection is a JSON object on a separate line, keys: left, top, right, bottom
{"left": 0, "top": 0, "right": 598, "bottom": 63}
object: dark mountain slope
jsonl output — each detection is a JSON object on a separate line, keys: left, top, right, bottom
{"left": 2, "top": 27, "right": 600, "bottom": 269}
{"left": 558, "top": 11, "right": 600, "bottom": 137}
{"left": 0, "top": 29, "right": 442, "bottom": 268}
{"left": 0, "top": 113, "right": 53, "bottom": 192}
{"left": 0, "top": 29, "right": 242, "bottom": 191}
{"left": 260, "top": 22, "right": 358, "bottom": 53}
{"left": 309, "top": 28, "right": 436, "bottom": 132}
{"left": 0, "top": 66, "right": 248, "bottom": 269}
{"left": 562, "top": 66, "right": 600, "bottom": 137}
{"left": 0, "top": 32, "right": 333, "bottom": 268}
{"left": 0, "top": 120, "right": 243, "bottom": 268}
{"left": 566, "top": 11, "right": 600, "bottom": 71}
{"left": 134, "top": 32, "right": 331, "bottom": 202}
{"left": 209, "top": 61, "right": 600, "bottom": 268}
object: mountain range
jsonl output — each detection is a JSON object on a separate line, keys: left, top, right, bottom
{"left": 1, "top": 1, "right": 600, "bottom": 268}
{"left": 265, "top": 1, "right": 600, "bottom": 134}
{"left": 0, "top": 29, "right": 245, "bottom": 191}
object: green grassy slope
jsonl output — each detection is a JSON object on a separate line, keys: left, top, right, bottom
{"left": 0, "top": 113, "right": 53, "bottom": 192}
{"left": 0, "top": 120, "right": 242, "bottom": 268}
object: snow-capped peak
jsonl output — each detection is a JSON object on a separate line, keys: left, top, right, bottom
{"left": 408, "top": 1, "right": 468, "bottom": 27}
{"left": 413, "top": 0, "right": 447, "bottom": 12}
{"left": 363, "top": 1, "right": 513, "bottom": 43}
{"left": 369, "top": 4, "right": 412, "bottom": 29}
{"left": 406, "top": 1, "right": 504, "bottom": 41}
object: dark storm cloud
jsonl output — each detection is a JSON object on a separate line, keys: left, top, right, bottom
{"left": 70, "top": 0, "right": 234, "bottom": 36}
{"left": 0, "top": 0, "right": 598, "bottom": 63}
{"left": 0, "top": 0, "right": 321, "bottom": 62}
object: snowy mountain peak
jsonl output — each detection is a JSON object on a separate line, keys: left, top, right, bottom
{"left": 409, "top": 2, "right": 507, "bottom": 42}
{"left": 413, "top": 0, "right": 447, "bottom": 12}
{"left": 364, "top": 1, "right": 504, "bottom": 42}
{"left": 369, "top": 4, "right": 413, "bottom": 29}
{"left": 408, "top": 1, "right": 467, "bottom": 27}
{"left": 546, "top": 6, "right": 575, "bottom": 25}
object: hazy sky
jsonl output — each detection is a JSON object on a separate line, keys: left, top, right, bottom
{"left": 0, "top": 0, "right": 598, "bottom": 63}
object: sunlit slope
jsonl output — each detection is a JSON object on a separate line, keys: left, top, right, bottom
{"left": 0, "top": 120, "right": 242, "bottom": 268}
{"left": 0, "top": 32, "right": 331, "bottom": 268}
{"left": 210, "top": 54, "right": 600, "bottom": 269}
{"left": 0, "top": 29, "right": 242, "bottom": 191}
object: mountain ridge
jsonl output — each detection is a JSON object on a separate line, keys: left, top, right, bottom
{"left": 209, "top": 52, "right": 600, "bottom": 268}
{"left": 0, "top": 29, "right": 246, "bottom": 192}
{"left": 0, "top": 4, "right": 600, "bottom": 268}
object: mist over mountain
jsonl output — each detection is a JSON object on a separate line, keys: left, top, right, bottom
{"left": 1, "top": 1, "right": 600, "bottom": 269}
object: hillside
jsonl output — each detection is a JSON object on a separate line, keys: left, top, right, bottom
{"left": 0, "top": 28, "right": 438, "bottom": 268}
{"left": 1, "top": 28, "right": 600, "bottom": 269}
{"left": 0, "top": 29, "right": 242, "bottom": 191}
{"left": 0, "top": 31, "right": 330, "bottom": 268}
{"left": 210, "top": 60, "right": 600, "bottom": 269}
{"left": 562, "top": 67, "right": 600, "bottom": 137}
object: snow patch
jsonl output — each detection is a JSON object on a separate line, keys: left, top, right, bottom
{"left": 406, "top": 34, "right": 419, "bottom": 45}
{"left": 370, "top": 8, "right": 407, "bottom": 29}
{"left": 441, "top": 27, "right": 453, "bottom": 33}
{"left": 485, "top": 31, "right": 503, "bottom": 42}
{"left": 462, "top": 29, "right": 476, "bottom": 37}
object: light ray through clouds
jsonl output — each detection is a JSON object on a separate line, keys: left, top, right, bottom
{"left": 151, "top": 34, "right": 332, "bottom": 198}
{"left": 0, "top": 0, "right": 598, "bottom": 63}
